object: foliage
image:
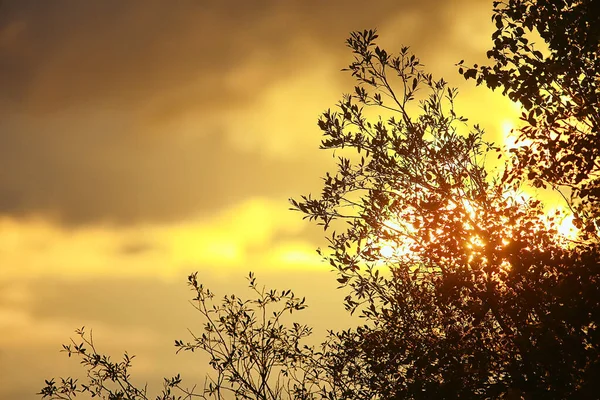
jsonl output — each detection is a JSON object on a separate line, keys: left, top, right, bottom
{"left": 459, "top": 0, "right": 600, "bottom": 235}
{"left": 38, "top": 273, "right": 333, "bottom": 400}
{"left": 38, "top": 326, "right": 188, "bottom": 400}
{"left": 176, "top": 272, "right": 329, "bottom": 400}
{"left": 293, "top": 28, "right": 600, "bottom": 398}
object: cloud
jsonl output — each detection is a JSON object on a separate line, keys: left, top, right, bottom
{"left": 0, "top": 0, "right": 497, "bottom": 226}
{"left": 0, "top": 195, "right": 338, "bottom": 398}
{"left": 0, "top": 0, "right": 442, "bottom": 114}
{"left": 0, "top": 197, "right": 325, "bottom": 280}
{"left": 0, "top": 110, "right": 331, "bottom": 225}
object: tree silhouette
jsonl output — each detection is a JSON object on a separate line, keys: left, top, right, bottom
{"left": 39, "top": 273, "right": 334, "bottom": 400}
{"left": 40, "top": 2, "right": 600, "bottom": 399}
{"left": 294, "top": 26, "right": 600, "bottom": 398}
{"left": 459, "top": 0, "right": 600, "bottom": 236}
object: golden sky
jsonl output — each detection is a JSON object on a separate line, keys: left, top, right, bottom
{"left": 0, "top": 0, "right": 554, "bottom": 397}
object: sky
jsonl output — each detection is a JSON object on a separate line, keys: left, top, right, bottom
{"left": 0, "top": 0, "right": 552, "bottom": 398}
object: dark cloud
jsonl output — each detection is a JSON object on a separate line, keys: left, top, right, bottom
{"left": 0, "top": 0, "right": 490, "bottom": 226}
{"left": 0, "top": 0, "right": 475, "bottom": 113}
{"left": 0, "top": 111, "right": 328, "bottom": 225}
{"left": 0, "top": 0, "right": 367, "bottom": 112}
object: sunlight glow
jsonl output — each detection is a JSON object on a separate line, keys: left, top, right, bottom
{"left": 380, "top": 244, "right": 395, "bottom": 258}
{"left": 552, "top": 209, "right": 579, "bottom": 241}
{"left": 500, "top": 119, "right": 532, "bottom": 150}
{"left": 267, "top": 243, "right": 324, "bottom": 270}
{"left": 375, "top": 218, "right": 418, "bottom": 261}
{"left": 371, "top": 191, "right": 579, "bottom": 272}
{"left": 557, "top": 214, "right": 577, "bottom": 239}
{"left": 462, "top": 198, "right": 477, "bottom": 219}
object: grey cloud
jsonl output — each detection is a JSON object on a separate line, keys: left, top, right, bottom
{"left": 21, "top": 276, "right": 196, "bottom": 333}
{"left": 0, "top": 0, "right": 492, "bottom": 226}
{"left": 0, "top": 0, "right": 477, "bottom": 113}
{"left": 0, "top": 111, "right": 327, "bottom": 225}
{"left": 0, "top": 276, "right": 201, "bottom": 400}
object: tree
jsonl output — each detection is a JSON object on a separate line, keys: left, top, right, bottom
{"left": 38, "top": 273, "right": 334, "bottom": 400}
{"left": 458, "top": 0, "right": 600, "bottom": 236}
{"left": 293, "top": 27, "right": 600, "bottom": 398}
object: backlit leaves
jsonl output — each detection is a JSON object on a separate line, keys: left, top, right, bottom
{"left": 295, "top": 28, "right": 600, "bottom": 399}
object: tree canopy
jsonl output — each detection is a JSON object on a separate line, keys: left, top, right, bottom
{"left": 294, "top": 24, "right": 600, "bottom": 398}
{"left": 40, "top": 1, "right": 600, "bottom": 399}
{"left": 459, "top": 0, "right": 600, "bottom": 235}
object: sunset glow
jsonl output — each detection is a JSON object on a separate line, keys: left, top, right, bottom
{"left": 0, "top": 1, "right": 584, "bottom": 398}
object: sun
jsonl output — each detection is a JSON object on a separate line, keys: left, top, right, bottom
{"left": 371, "top": 195, "right": 580, "bottom": 268}
{"left": 379, "top": 244, "right": 396, "bottom": 258}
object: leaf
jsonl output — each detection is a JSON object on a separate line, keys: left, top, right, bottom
{"left": 463, "top": 68, "right": 478, "bottom": 80}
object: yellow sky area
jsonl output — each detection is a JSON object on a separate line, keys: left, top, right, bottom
{"left": 498, "top": 102, "right": 579, "bottom": 238}
{"left": 0, "top": 198, "right": 344, "bottom": 399}
{"left": 0, "top": 301, "right": 163, "bottom": 350}
{"left": 0, "top": 198, "right": 326, "bottom": 282}
{"left": 0, "top": 2, "right": 584, "bottom": 397}
{"left": 222, "top": 59, "right": 342, "bottom": 159}
{"left": 0, "top": 197, "right": 341, "bottom": 395}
